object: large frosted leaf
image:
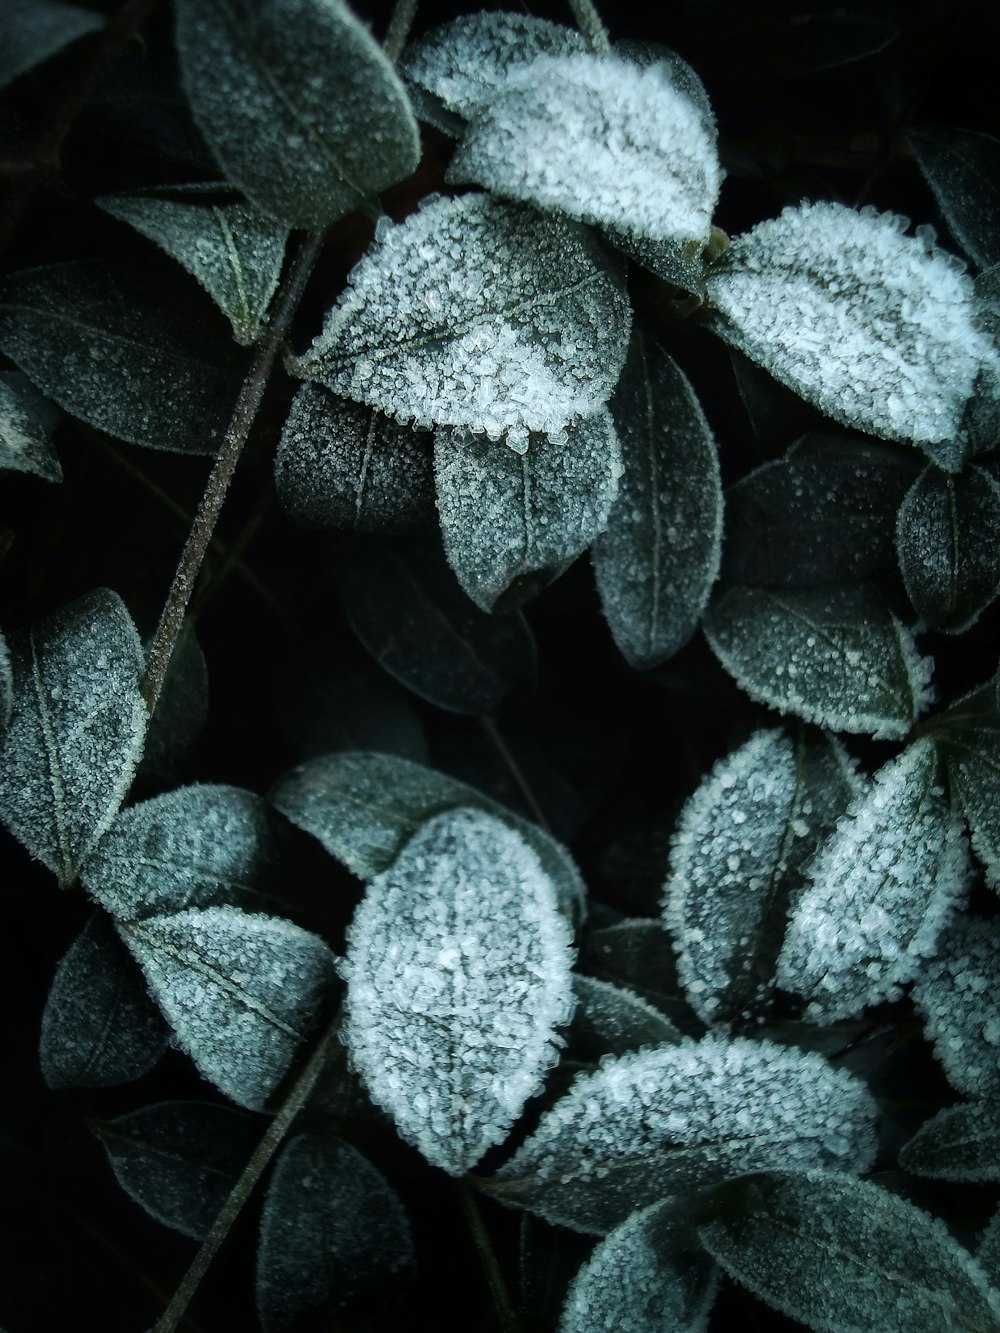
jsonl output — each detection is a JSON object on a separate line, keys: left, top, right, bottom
{"left": 80, "top": 784, "right": 273, "bottom": 920}
{"left": 570, "top": 975, "right": 683, "bottom": 1061}
{"left": 293, "top": 193, "right": 631, "bottom": 450}
{"left": 592, "top": 337, "right": 722, "bottom": 668}
{"left": 900, "top": 1102, "right": 1000, "bottom": 1183}
{"left": 0, "top": 589, "right": 147, "bottom": 884}
{"left": 705, "top": 202, "right": 999, "bottom": 463}
{"left": 0, "top": 373, "right": 61, "bottom": 481}
{"left": 908, "top": 127, "right": 1000, "bottom": 270}
{"left": 703, "top": 582, "right": 935, "bottom": 739}
{"left": 174, "top": 0, "right": 420, "bottom": 228}
{"left": 0, "top": 0, "right": 103, "bottom": 91}
{"left": 935, "top": 680, "right": 1000, "bottom": 890}
{"left": 697, "top": 1168, "right": 1000, "bottom": 1332}
{"left": 777, "top": 738, "right": 971, "bottom": 1023}
{"left": 340, "top": 807, "right": 575, "bottom": 1175}
{"left": 435, "top": 410, "right": 622, "bottom": 613}
{"left": 489, "top": 1036, "right": 877, "bottom": 1233}
{"left": 256, "top": 1133, "right": 413, "bottom": 1332}
{"left": 120, "top": 905, "right": 335, "bottom": 1110}
{"left": 664, "top": 728, "right": 859, "bottom": 1026}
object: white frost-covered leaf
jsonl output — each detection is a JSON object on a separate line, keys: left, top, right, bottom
{"left": 0, "top": 372, "right": 61, "bottom": 481}
{"left": 706, "top": 202, "right": 1000, "bottom": 463}
{"left": 777, "top": 738, "right": 971, "bottom": 1023}
{"left": 435, "top": 410, "right": 622, "bottom": 612}
{"left": 703, "top": 582, "right": 935, "bottom": 739}
{"left": 908, "top": 126, "right": 1000, "bottom": 271}
{"left": 570, "top": 975, "right": 684, "bottom": 1060}
{"left": 592, "top": 336, "right": 722, "bottom": 668}
{"left": 981, "top": 1209, "right": 1000, "bottom": 1288}
{"left": 900, "top": 1101, "right": 1000, "bottom": 1183}
{"left": 292, "top": 193, "right": 631, "bottom": 450}
{"left": 121, "top": 905, "right": 335, "bottom": 1110}
{"left": 912, "top": 915, "right": 1000, "bottom": 1100}
{"left": 0, "top": 588, "right": 147, "bottom": 884}
{"left": 490, "top": 1036, "right": 877, "bottom": 1233}
{"left": 340, "top": 807, "right": 575, "bottom": 1175}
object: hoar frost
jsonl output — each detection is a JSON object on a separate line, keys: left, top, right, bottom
{"left": 912, "top": 915, "right": 1000, "bottom": 1099}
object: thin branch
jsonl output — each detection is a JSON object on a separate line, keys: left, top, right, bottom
{"left": 567, "top": 0, "right": 611, "bottom": 54}
{"left": 384, "top": 0, "right": 419, "bottom": 65}
{"left": 480, "top": 715, "right": 554, "bottom": 836}
{"left": 456, "top": 1179, "right": 523, "bottom": 1333}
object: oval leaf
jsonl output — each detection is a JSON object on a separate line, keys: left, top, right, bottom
{"left": 912, "top": 915, "right": 1000, "bottom": 1100}
{"left": 579, "top": 919, "right": 693, "bottom": 1033}
{"left": 569, "top": 974, "right": 684, "bottom": 1060}
{"left": 937, "top": 681, "right": 1000, "bottom": 890}
{"left": 0, "top": 372, "right": 61, "bottom": 481}
{"left": 0, "top": 0, "right": 103, "bottom": 91}
{"left": 908, "top": 126, "right": 1000, "bottom": 270}
{"left": 900, "top": 1102, "right": 1000, "bottom": 1184}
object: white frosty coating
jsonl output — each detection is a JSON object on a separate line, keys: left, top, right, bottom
{"left": 0, "top": 373, "right": 61, "bottom": 480}
{"left": 81, "top": 783, "right": 273, "bottom": 921}
{"left": 0, "top": 628, "right": 11, "bottom": 730}
{"left": 0, "top": 588, "right": 147, "bottom": 884}
{"left": 449, "top": 52, "right": 721, "bottom": 246}
{"left": 434, "top": 410, "right": 623, "bottom": 613}
{"left": 99, "top": 194, "right": 289, "bottom": 345}
{"left": 698, "top": 1167, "right": 1000, "bottom": 1333}
{"left": 946, "top": 724, "right": 1000, "bottom": 893}
{"left": 294, "top": 193, "right": 631, "bottom": 448}
{"left": 340, "top": 807, "right": 576, "bottom": 1176}
{"left": 908, "top": 126, "right": 1000, "bottom": 272}
{"left": 121, "top": 905, "right": 335, "bottom": 1110}
{"left": 777, "top": 737, "right": 972, "bottom": 1023}
{"left": 912, "top": 915, "right": 1000, "bottom": 1100}
{"left": 706, "top": 201, "right": 1000, "bottom": 457}
{"left": 494, "top": 1035, "right": 877, "bottom": 1234}
{"left": 899, "top": 1101, "right": 1000, "bottom": 1184}
{"left": 980, "top": 1207, "right": 1000, "bottom": 1287}
{"left": 703, "top": 582, "right": 936, "bottom": 739}
{"left": 571, "top": 974, "right": 683, "bottom": 1058}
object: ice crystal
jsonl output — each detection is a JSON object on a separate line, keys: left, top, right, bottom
{"left": 912, "top": 915, "right": 1000, "bottom": 1099}
{"left": 570, "top": 975, "right": 683, "bottom": 1060}
{"left": 900, "top": 1101, "right": 1000, "bottom": 1183}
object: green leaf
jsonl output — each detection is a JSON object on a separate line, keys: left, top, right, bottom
{"left": 912, "top": 915, "right": 1000, "bottom": 1100}
{"left": 703, "top": 582, "right": 935, "bottom": 739}
{"left": 0, "top": 588, "right": 147, "bottom": 884}
{"left": 569, "top": 975, "right": 684, "bottom": 1060}
{"left": 0, "top": 0, "right": 103, "bottom": 91}
{"left": 935, "top": 680, "right": 1000, "bottom": 890}
{"left": 908, "top": 127, "right": 1000, "bottom": 270}
{"left": 900, "top": 1102, "right": 1000, "bottom": 1183}
{"left": 174, "top": 0, "right": 420, "bottom": 228}
{"left": 579, "top": 919, "right": 694, "bottom": 1032}
{"left": 592, "top": 336, "right": 722, "bottom": 668}
{"left": 0, "top": 372, "right": 61, "bottom": 481}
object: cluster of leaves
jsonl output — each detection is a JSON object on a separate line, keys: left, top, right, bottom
{"left": 3, "top": 0, "right": 1000, "bottom": 1330}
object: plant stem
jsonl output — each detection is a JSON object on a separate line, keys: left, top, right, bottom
{"left": 456, "top": 1178, "right": 522, "bottom": 1333}
{"left": 480, "top": 715, "right": 554, "bottom": 836}
{"left": 384, "top": 0, "right": 419, "bottom": 64}
{"left": 567, "top": 0, "right": 611, "bottom": 54}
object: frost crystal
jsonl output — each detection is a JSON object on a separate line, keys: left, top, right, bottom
{"left": 940, "top": 685, "right": 1000, "bottom": 892}
{"left": 0, "top": 371, "right": 61, "bottom": 481}
{"left": 340, "top": 807, "right": 575, "bottom": 1175}
{"left": 570, "top": 974, "right": 683, "bottom": 1059}
{"left": 899, "top": 1101, "right": 1000, "bottom": 1183}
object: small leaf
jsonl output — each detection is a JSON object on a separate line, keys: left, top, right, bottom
{"left": 935, "top": 681, "right": 1000, "bottom": 890}
{"left": 0, "top": 588, "right": 147, "bottom": 884}
{"left": 0, "top": 0, "right": 103, "bottom": 91}
{"left": 435, "top": 411, "right": 622, "bottom": 613}
{"left": 120, "top": 906, "right": 335, "bottom": 1110}
{"left": 174, "top": 0, "right": 420, "bottom": 228}
{"left": 138, "top": 618, "right": 208, "bottom": 779}
{"left": 703, "top": 582, "right": 935, "bottom": 739}
{"left": 592, "top": 336, "right": 722, "bottom": 668}
{"left": 908, "top": 126, "right": 1000, "bottom": 270}
{"left": 489, "top": 1036, "right": 877, "bottom": 1234}
{"left": 0, "top": 373, "right": 61, "bottom": 481}
{"left": 900, "top": 1102, "right": 1000, "bottom": 1183}
{"left": 256, "top": 1132, "right": 414, "bottom": 1332}
{"left": 569, "top": 975, "right": 684, "bottom": 1060}
{"left": 341, "top": 807, "right": 575, "bottom": 1174}
{"left": 912, "top": 915, "right": 1000, "bottom": 1100}
{"left": 579, "top": 919, "right": 693, "bottom": 1031}
{"left": 777, "top": 738, "right": 971, "bottom": 1023}
{"left": 897, "top": 463, "right": 1000, "bottom": 633}
{"left": 40, "top": 915, "right": 170, "bottom": 1089}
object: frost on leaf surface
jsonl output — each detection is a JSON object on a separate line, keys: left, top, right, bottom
{"left": 490, "top": 1035, "right": 877, "bottom": 1234}
{"left": 703, "top": 582, "right": 935, "bottom": 739}
{"left": 257, "top": 1133, "right": 414, "bottom": 1332}
{"left": 449, "top": 52, "right": 720, "bottom": 248}
{"left": 570, "top": 975, "right": 683, "bottom": 1060}
{"left": 340, "top": 807, "right": 575, "bottom": 1175}
{"left": 777, "top": 738, "right": 971, "bottom": 1023}
{"left": 664, "top": 728, "right": 859, "bottom": 1026}
{"left": 0, "top": 0, "right": 104, "bottom": 91}
{"left": 899, "top": 1101, "right": 1000, "bottom": 1184}
{"left": 0, "top": 372, "right": 61, "bottom": 481}
{"left": 80, "top": 784, "right": 273, "bottom": 921}
{"left": 0, "top": 630, "right": 12, "bottom": 731}
{"left": 705, "top": 201, "right": 999, "bottom": 463}
{"left": 559, "top": 1199, "right": 717, "bottom": 1333}
{"left": 907, "top": 126, "right": 1000, "bottom": 271}
{"left": 0, "top": 588, "right": 146, "bottom": 884}
{"left": 592, "top": 336, "right": 722, "bottom": 669}
{"left": 435, "top": 409, "right": 622, "bottom": 613}
{"left": 698, "top": 1168, "right": 1000, "bottom": 1333}
{"left": 937, "top": 680, "right": 1000, "bottom": 891}
{"left": 174, "top": 0, "right": 420, "bottom": 229}
{"left": 293, "top": 193, "right": 631, "bottom": 449}
{"left": 275, "top": 384, "right": 434, "bottom": 533}
{"left": 120, "top": 905, "right": 334, "bottom": 1110}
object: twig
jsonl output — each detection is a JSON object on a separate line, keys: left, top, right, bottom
{"left": 384, "top": 0, "right": 419, "bottom": 65}
{"left": 456, "top": 1178, "right": 522, "bottom": 1333}
{"left": 567, "top": 0, "right": 611, "bottom": 54}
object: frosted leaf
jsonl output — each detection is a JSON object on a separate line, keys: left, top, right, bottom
{"left": 705, "top": 201, "right": 1000, "bottom": 462}
{"left": 81, "top": 784, "right": 273, "bottom": 921}
{"left": 435, "top": 410, "right": 622, "bottom": 613}
{"left": 570, "top": 975, "right": 683, "bottom": 1060}
{"left": 981, "top": 1209, "right": 1000, "bottom": 1287}
{"left": 900, "top": 1102, "right": 1000, "bottom": 1183}
{"left": 897, "top": 463, "right": 1000, "bottom": 633}
{"left": 0, "top": 588, "right": 147, "bottom": 884}
{"left": 96, "top": 1100, "right": 261, "bottom": 1239}
{"left": 911, "top": 915, "right": 1000, "bottom": 1100}
{"left": 0, "top": 373, "right": 61, "bottom": 481}
{"left": 99, "top": 191, "right": 289, "bottom": 345}
{"left": 138, "top": 618, "right": 208, "bottom": 779}
{"left": 449, "top": 52, "right": 720, "bottom": 249}
{"left": 0, "top": 0, "right": 104, "bottom": 91}
{"left": 270, "top": 750, "right": 587, "bottom": 923}
{"left": 697, "top": 1167, "right": 1000, "bottom": 1333}
{"left": 908, "top": 127, "right": 1000, "bottom": 270}
{"left": 777, "top": 737, "right": 971, "bottom": 1023}
{"left": 293, "top": 193, "right": 631, "bottom": 444}
{"left": 40, "top": 914, "right": 169, "bottom": 1089}
{"left": 489, "top": 1035, "right": 877, "bottom": 1233}
{"left": 340, "top": 807, "right": 575, "bottom": 1175}
{"left": 936, "top": 680, "right": 1000, "bottom": 891}
{"left": 256, "top": 1132, "right": 414, "bottom": 1332}
{"left": 120, "top": 905, "right": 335, "bottom": 1110}
{"left": 580, "top": 919, "right": 693, "bottom": 1032}
{"left": 664, "top": 728, "right": 860, "bottom": 1026}
{"left": 592, "top": 336, "right": 722, "bottom": 668}
{"left": 559, "top": 1199, "right": 718, "bottom": 1333}
{"left": 703, "top": 582, "right": 935, "bottom": 739}
{"left": 0, "top": 630, "right": 11, "bottom": 731}
{"left": 275, "top": 384, "right": 434, "bottom": 533}
{"left": 174, "top": 0, "right": 420, "bottom": 229}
